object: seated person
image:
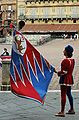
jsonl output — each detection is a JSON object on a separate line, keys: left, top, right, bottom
{"left": 1, "top": 48, "right": 9, "bottom": 56}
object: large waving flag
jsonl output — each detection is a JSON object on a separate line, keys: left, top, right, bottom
{"left": 10, "top": 30, "right": 54, "bottom": 104}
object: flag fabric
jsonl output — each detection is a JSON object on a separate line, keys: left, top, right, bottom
{"left": 10, "top": 22, "right": 15, "bottom": 28}
{"left": 1, "top": 56, "right": 11, "bottom": 60}
{"left": 2, "top": 20, "right": 4, "bottom": 26}
{"left": 10, "top": 30, "right": 54, "bottom": 104}
{"left": 0, "top": 56, "right": 11, "bottom": 68}
{"left": 0, "top": 56, "right": 11, "bottom": 83}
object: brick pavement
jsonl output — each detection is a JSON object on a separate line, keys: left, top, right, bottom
{"left": 0, "top": 39, "right": 79, "bottom": 89}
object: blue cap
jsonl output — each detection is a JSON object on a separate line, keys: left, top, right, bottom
{"left": 65, "top": 45, "right": 74, "bottom": 54}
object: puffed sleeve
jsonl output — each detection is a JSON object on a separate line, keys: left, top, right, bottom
{"left": 58, "top": 59, "right": 69, "bottom": 76}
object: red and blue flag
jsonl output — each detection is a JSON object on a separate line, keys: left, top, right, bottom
{"left": 10, "top": 30, "right": 54, "bottom": 104}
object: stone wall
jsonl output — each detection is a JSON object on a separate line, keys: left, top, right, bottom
{"left": 1, "top": 60, "right": 11, "bottom": 91}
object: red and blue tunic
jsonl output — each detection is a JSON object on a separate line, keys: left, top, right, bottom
{"left": 58, "top": 58, "right": 75, "bottom": 86}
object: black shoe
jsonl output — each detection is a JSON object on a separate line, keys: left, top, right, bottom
{"left": 66, "top": 110, "right": 75, "bottom": 114}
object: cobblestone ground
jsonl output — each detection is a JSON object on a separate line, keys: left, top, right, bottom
{"left": 0, "top": 38, "right": 79, "bottom": 89}
{"left": 0, "top": 92, "right": 79, "bottom": 120}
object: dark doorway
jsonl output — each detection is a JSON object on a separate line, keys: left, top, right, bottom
{"left": 19, "top": 21, "right": 25, "bottom": 30}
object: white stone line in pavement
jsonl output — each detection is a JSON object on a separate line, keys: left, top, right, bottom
{"left": 48, "top": 90, "right": 79, "bottom": 92}
{"left": 0, "top": 90, "right": 79, "bottom": 93}
{"left": 0, "top": 91, "right": 11, "bottom": 93}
